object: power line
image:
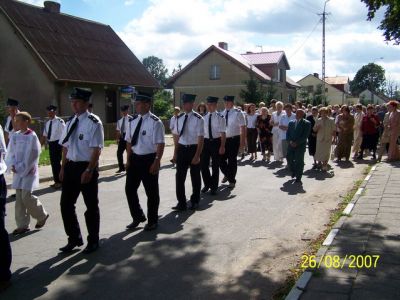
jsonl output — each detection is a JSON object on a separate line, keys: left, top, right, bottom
{"left": 292, "top": 0, "right": 320, "bottom": 14}
{"left": 289, "top": 17, "right": 322, "bottom": 59}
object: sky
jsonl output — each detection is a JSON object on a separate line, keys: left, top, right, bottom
{"left": 21, "top": 0, "right": 400, "bottom": 84}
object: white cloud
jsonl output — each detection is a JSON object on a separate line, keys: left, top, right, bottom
{"left": 124, "top": 0, "right": 135, "bottom": 5}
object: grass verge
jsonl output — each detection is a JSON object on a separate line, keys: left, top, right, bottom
{"left": 272, "top": 165, "right": 373, "bottom": 299}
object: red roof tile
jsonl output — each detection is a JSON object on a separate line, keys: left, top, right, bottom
{"left": 0, "top": 0, "right": 159, "bottom": 87}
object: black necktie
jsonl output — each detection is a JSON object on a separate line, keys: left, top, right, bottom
{"left": 8, "top": 118, "right": 13, "bottom": 131}
{"left": 208, "top": 113, "right": 213, "bottom": 139}
{"left": 47, "top": 120, "right": 53, "bottom": 140}
{"left": 131, "top": 117, "right": 142, "bottom": 146}
{"left": 121, "top": 117, "right": 126, "bottom": 138}
{"left": 179, "top": 114, "right": 188, "bottom": 137}
{"left": 62, "top": 118, "right": 78, "bottom": 144}
{"left": 225, "top": 110, "right": 229, "bottom": 126}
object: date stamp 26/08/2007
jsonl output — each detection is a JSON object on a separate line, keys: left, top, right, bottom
{"left": 301, "top": 254, "right": 380, "bottom": 270}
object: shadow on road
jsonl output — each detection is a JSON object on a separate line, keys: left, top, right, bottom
{"left": 280, "top": 180, "right": 306, "bottom": 195}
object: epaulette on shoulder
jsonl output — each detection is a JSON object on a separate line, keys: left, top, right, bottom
{"left": 129, "top": 115, "right": 138, "bottom": 122}
{"left": 88, "top": 114, "right": 99, "bottom": 123}
{"left": 150, "top": 114, "right": 160, "bottom": 121}
{"left": 177, "top": 112, "right": 185, "bottom": 119}
{"left": 217, "top": 112, "right": 225, "bottom": 118}
{"left": 67, "top": 115, "right": 75, "bottom": 122}
{"left": 58, "top": 117, "right": 65, "bottom": 123}
{"left": 193, "top": 112, "right": 202, "bottom": 119}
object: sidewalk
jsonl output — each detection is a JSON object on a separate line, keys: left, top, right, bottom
{"left": 5, "top": 135, "right": 175, "bottom": 187}
{"left": 287, "top": 161, "right": 400, "bottom": 300}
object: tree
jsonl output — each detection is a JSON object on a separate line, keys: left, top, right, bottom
{"left": 142, "top": 56, "right": 169, "bottom": 87}
{"left": 171, "top": 64, "right": 182, "bottom": 77}
{"left": 239, "top": 73, "right": 264, "bottom": 105}
{"left": 298, "top": 87, "right": 312, "bottom": 104}
{"left": 152, "top": 89, "right": 173, "bottom": 119}
{"left": 361, "top": 0, "right": 400, "bottom": 45}
{"left": 350, "top": 63, "right": 386, "bottom": 96}
{"left": 385, "top": 77, "right": 399, "bottom": 98}
{"left": 264, "top": 81, "right": 277, "bottom": 105}
{"left": 313, "top": 84, "right": 327, "bottom": 106}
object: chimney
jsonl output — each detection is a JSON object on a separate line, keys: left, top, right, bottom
{"left": 43, "top": 1, "right": 60, "bottom": 13}
{"left": 313, "top": 73, "right": 319, "bottom": 78}
{"left": 218, "top": 42, "right": 228, "bottom": 50}
{"left": 246, "top": 51, "right": 253, "bottom": 54}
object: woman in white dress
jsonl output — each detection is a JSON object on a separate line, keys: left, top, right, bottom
{"left": 270, "top": 101, "right": 285, "bottom": 161}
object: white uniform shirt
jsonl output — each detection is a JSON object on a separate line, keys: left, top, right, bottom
{"left": 246, "top": 114, "right": 258, "bottom": 129}
{"left": 4, "top": 115, "right": 18, "bottom": 136}
{"left": 59, "top": 111, "right": 104, "bottom": 162}
{"left": 0, "top": 125, "right": 7, "bottom": 175}
{"left": 279, "top": 113, "right": 296, "bottom": 140}
{"left": 125, "top": 112, "right": 165, "bottom": 155}
{"left": 43, "top": 116, "right": 65, "bottom": 142}
{"left": 176, "top": 111, "right": 204, "bottom": 145}
{"left": 271, "top": 111, "right": 284, "bottom": 135}
{"left": 203, "top": 112, "right": 226, "bottom": 139}
{"left": 5, "top": 129, "right": 41, "bottom": 191}
{"left": 222, "top": 108, "right": 246, "bottom": 138}
{"left": 169, "top": 115, "right": 179, "bottom": 135}
{"left": 116, "top": 115, "right": 130, "bottom": 135}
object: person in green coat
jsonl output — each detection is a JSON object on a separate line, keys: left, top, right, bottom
{"left": 286, "top": 109, "right": 311, "bottom": 183}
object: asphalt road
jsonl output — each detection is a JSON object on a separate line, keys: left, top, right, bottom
{"left": 3, "top": 149, "right": 368, "bottom": 299}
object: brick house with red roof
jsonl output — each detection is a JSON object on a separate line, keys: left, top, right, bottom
{"left": 167, "top": 42, "right": 300, "bottom": 107}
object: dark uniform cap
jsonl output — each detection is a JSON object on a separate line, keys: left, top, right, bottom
{"left": 223, "top": 95, "right": 234, "bottom": 102}
{"left": 6, "top": 98, "right": 19, "bottom": 107}
{"left": 135, "top": 94, "right": 152, "bottom": 103}
{"left": 46, "top": 105, "right": 57, "bottom": 111}
{"left": 70, "top": 88, "right": 92, "bottom": 102}
{"left": 206, "top": 96, "right": 219, "bottom": 103}
{"left": 181, "top": 93, "right": 196, "bottom": 103}
{"left": 120, "top": 104, "right": 130, "bottom": 111}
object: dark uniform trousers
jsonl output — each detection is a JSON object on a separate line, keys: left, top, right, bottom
{"left": 0, "top": 174, "right": 11, "bottom": 281}
{"left": 117, "top": 137, "right": 127, "bottom": 171}
{"left": 287, "top": 145, "right": 306, "bottom": 180}
{"left": 49, "top": 140, "right": 62, "bottom": 183}
{"left": 201, "top": 138, "right": 221, "bottom": 191}
{"left": 125, "top": 153, "right": 159, "bottom": 225}
{"left": 60, "top": 161, "right": 100, "bottom": 244}
{"left": 220, "top": 135, "right": 240, "bottom": 183}
{"left": 176, "top": 144, "right": 201, "bottom": 206}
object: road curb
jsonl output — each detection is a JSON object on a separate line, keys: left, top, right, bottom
{"left": 6, "top": 163, "right": 119, "bottom": 188}
{"left": 284, "top": 164, "right": 377, "bottom": 300}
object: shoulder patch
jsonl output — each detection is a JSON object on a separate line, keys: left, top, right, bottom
{"left": 193, "top": 112, "right": 202, "bottom": 119}
{"left": 177, "top": 112, "right": 185, "bottom": 119}
{"left": 88, "top": 114, "right": 99, "bottom": 123}
{"left": 150, "top": 114, "right": 160, "bottom": 121}
{"left": 217, "top": 112, "right": 225, "bottom": 118}
{"left": 129, "top": 115, "right": 139, "bottom": 122}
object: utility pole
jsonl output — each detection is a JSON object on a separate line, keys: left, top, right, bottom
{"left": 319, "top": 0, "right": 330, "bottom": 103}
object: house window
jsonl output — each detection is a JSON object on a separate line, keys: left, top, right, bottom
{"left": 307, "top": 85, "right": 314, "bottom": 93}
{"left": 278, "top": 68, "right": 284, "bottom": 82}
{"left": 209, "top": 65, "right": 220, "bottom": 80}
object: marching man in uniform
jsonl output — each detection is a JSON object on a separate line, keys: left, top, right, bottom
{"left": 59, "top": 88, "right": 104, "bottom": 254}
{"left": 41, "top": 105, "right": 65, "bottom": 189}
{"left": 173, "top": 94, "right": 204, "bottom": 211}
{"left": 124, "top": 94, "right": 165, "bottom": 231}
{"left": 201, "top": 96, "right": 226, "bottom": 195}
{"left": 220, "top": 96, "right": 246, "bottom": 189}
{"left": 115, "top": 105, "right": 131, "bottom": 173}
{"left": 4, "top": 99, "right": 20, "bottom": 144}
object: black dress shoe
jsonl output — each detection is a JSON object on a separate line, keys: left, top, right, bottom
{"left": 189, "top": 202, "right": 199, "bottom": 210}
{"left": 291, "top": 172, "right": 295, "bottom": 179}
{"left": 201, "top": 186, "right": 209, "bottom": 193}
{"left": 115, "top": 169, "right": 125, "bottom": 174}
{"left": 210, "top": 189, "right": 217, "bottom": 195}
{"left": 82, "top": 242, "right": 99, "bottom": 254}
{"left": 59, "top": 240, "right": 84, "bottom": 253}
{"left": 172, "top": 205, "right": 187, "bottom": 211}
{"left": 144, "top": 223, "right": 158, "bottom": 231}
{"left": 126, "top": 217, "right": 147, "bottom": 230}
{"left": 295, "top": 178, "right": 302, "bottom": 184}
